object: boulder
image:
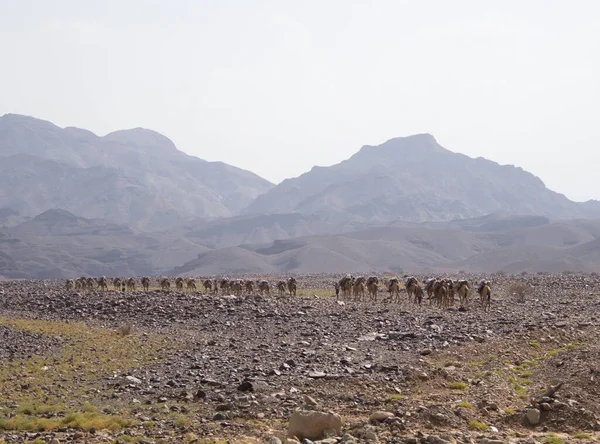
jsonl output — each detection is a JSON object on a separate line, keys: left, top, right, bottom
{"left": 288, "top": 409, "right": 343, "bottom": 440}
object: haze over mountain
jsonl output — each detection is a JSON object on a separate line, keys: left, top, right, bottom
{"left": 0, "top": 114, "right": 273, "bottom": 229}
{"left": 245, "top": 134, "right": 600, "bottom": 224}
{"left": 171, "top": 214, "right": 600, "bottom": 276}
{"left": 3, "top": 114, "right": 600, "bottom": 279}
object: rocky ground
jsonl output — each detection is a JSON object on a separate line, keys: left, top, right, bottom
{"left": 1, "top": 272, "right": 600, "bottom": 443}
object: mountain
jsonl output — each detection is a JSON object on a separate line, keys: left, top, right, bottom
{"left": 162, "top": 212, "right": 372, "bottom": 250}
{"left": 0, "top": 114, "right": 273, "bottom": 229}
{"left": 244, "top": 134, "right": 600, "bottom": 224}
{"left": 170, "top": 214, "right": 600, "bottom": 275}
{"left": 0, "top": 209, "right": 209, "bottom": 278}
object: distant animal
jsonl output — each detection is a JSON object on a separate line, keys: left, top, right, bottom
{"left": 65, "top": 279, "right": 74, "bottom": 291}
{"left": 112, "top": 278, "right": 121, "bottom": 291}
{"left": 141, "top": 276, "right": 150, "bottom": 292}
{"left": 258, "top": 280, "right": 270, "bottom": 296}
{"left": 456, "top": 280, "right": 470, "bottom": 307}
{"left": 433, "top": 279, "right": 449, "bottom": 308}
{"left": 231, "top": 279, "right": 243, "bottom": 296}
{"left": 478, "top": 280, "right": 491, "bottom": 311}
{"left": 186, "top": 278, "right": 197, "bottom": 291}
{"left": 175, "top": 277, "right": 184, "bottom": 291}
{"left": 158, "top": 278, "right": 170, "bottom": 290}
{"left": 387, "top": 277, "right": 400, "bottom": 302}
{"left": 424, "top": 278, "right": 437, "bottom": 303}
{"left": 334, "top": 282, "right": 340, "bottom": 299}
{"left": 353, "top": 276, "right": 366, "bottom": 301}
{"left": 96, "top": 276, "right": 108, "bottom": 291}
{"left": 126, "top": 277, "right": 136, "bottom": 292}
{"left": 405, "top": 276, "right": 419, "bottom": 302}
{"left": 287, "top": 277, "right": 297, "bottom": 296}
{"left": 245, "top": 280, "right": 254, "bottom": 295}
{"left": 219, "top": 279, "right": 230, "bottom": 295}
{"left": 276, "top": 280, "right": 286, "bottom": 297}
{"left": 366, "top": 276, "right": 379, "bottom": 300}
{"left": 86, "top": 277, "right": 95, "bottom": 289}
{"left": 203, "top": 279, "right": 212, "bottom": 293}
{"left": 338, "top": 275, "right": 354, "bottom": 299}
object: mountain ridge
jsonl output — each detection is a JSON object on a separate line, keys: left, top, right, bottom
{"left": 0, "top": 114, "right": 273, "bottom": 229}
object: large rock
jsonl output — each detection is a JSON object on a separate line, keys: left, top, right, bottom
{"left": 369, "top": 411, "right": 395, "bottom": 423}
{"left": 288, "top": 409, "right": 343, "bottom": 440}
{"left": 526, "top": 408, "right": 541, "bottom": 425}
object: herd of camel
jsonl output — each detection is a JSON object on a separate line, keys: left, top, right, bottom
{"left": 64, "top": 276, "right": 298, "bottom": 297}
{"left": 334, "top": 275, "right": 492, "bottom": 311}
{"left": 64, "top": 274, "right": 492, "bottom": 310}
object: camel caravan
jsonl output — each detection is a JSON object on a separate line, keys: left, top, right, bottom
{"left": 334, "top": 274, "right": 492, "bottom": 310}
{"left": 63, "top": 276, "right": 299, "bottom": 298}
{"left": 63, "top": 273, "right": 491, "bottom": 309}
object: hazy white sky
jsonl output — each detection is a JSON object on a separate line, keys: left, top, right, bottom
{"left": 1, "top": 0, "right": 599, "bottom": 201}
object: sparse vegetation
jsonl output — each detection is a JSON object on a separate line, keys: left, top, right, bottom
{"left": 468, "top": 420, "right": 488, "bottom": 431}
{"left": 508, "top": 281, "right": 533, "bottom": 302}
{"left": 449, "top": 382, "right": 467, "bottom": 390}
{"left": 2, "top": 274, "right": 600, "bottom": 442}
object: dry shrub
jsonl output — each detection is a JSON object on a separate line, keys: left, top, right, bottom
{"left": 508, "top": 281, "right": 533, "bottom": 303}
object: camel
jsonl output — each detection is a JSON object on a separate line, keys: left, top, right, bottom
{"left": 96, "top": 276, "right": 108, "bottom": 291}
{"left": 175, "top": 277, "right": 184, "bottom": 291}
{"left": 231, "top": 280, "right": 243, "bottom": 296}
{"left": 158, "top": 278, "right": 170, "bottom": 290}
{"left": 478, "top": 280, "right": 491, "bottom": 311}
{"left": 219, "top": 279, "right": 230, "bottom": 295}
{"left": 287, "top": 277, "right": 297, "bottom": 296}
{"left": 126, "top": 277, "right": 136, "bottom": 292}
{"left": 65, "top": 279, "right": 74, "bottom": 290}
{"left": 276, "top": 280, "right": 286, "bottom": 297}
{"left": 258, "top": 280, "right": 270, "bottom": 296}
{"left": 433, "top": 280, "right": 449, "bottom": 308}
{"left": 387, "top": 277, "right": 400, "bottom": 303}
{"left": 405, "top": 276, "right": 419, "bottom": 302}
{"left": 141, "top": 276, "right": 150, "bottom": 292}
{"left": 353, "top": 276, "right": 366, "bottom": 301}
{"left": 456, "top": 280, "right": 470, "bottom": 307}
{"left": 424, "top": 278, "right": 437, "bottom": 303}
{"left": 338, "top": 275, "right": 354, "bottom": 299}
{"left": 366, "top": 276, "right": 379, "bottom": 301}
{"left": 186, "top": 278, "right": 197, "bottom": 291}
{"left": 245, "top": 280, "right": 254, "bottom": 295}
{"left": 86, "top": 277, "right": 95, "bottom": 289}
{"left": 112, "top": 278, "right": 122, "bottom": 291}
{"left": 203, "top": 279, "right": 212, "bottom": 293}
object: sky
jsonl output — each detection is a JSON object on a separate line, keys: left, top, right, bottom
{"left": 0, "top": 0, "right": 599, "bottom": 201}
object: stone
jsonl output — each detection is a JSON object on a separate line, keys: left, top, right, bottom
{"left": 125, "top": 375, "right": 142, "bottom": 384}
{"left": 237, "top": 381, "right": 254, "bottom": 392}
{"left": 304, "top": 395, "right": 319, "bottom": 406}
{"left": 363, "top": 430, "right": 379, "bottom": 441}
{"left": 288, "top": 409, "right": 343, "bottom": 440}
{"left": 369, "top": 411, "right": 394, "bottom": 423}
{"left": 526, "top": 408, "right": 541, "bottom": 425}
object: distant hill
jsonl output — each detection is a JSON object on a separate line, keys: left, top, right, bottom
{"left": 244, "top": 134, "right": 600, "bottom": 224}
{"left": 0, "top": 114, "right": 273, "bottom": 229}
{"left": 170, "top": 214, "right": 600, "bottom": 275}
{"left": 0, "top": 209, "right": 209, "bottom": 278}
